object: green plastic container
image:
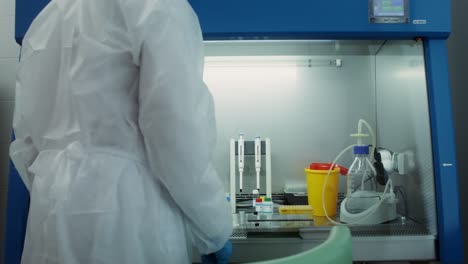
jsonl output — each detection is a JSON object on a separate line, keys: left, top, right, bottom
{"left": 249, "top": 226, "right": 352, "bottom": 264}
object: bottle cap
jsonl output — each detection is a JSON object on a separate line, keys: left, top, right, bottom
{"left": 354, "top": 146, "right": 369, "bottom": 155}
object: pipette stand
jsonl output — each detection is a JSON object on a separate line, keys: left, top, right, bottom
{"left": 230, "top": 138, "right": 272, "bottom": 214}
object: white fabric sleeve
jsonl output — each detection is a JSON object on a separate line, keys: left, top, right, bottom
{"left": 10, "top": 66, "right": 39, "bottom": 192}
{"left": 136, "top": 8, "right": 233, "bottom": 254}
{"left": 10, "top": 136, "right": 38, "bottom": 192}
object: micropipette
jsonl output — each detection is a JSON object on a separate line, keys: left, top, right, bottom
{"left": 255, "top": 137, "right": 261, "bottom": 191}
{"left": 238, "top": 134, "right": 245, "bottom": 193}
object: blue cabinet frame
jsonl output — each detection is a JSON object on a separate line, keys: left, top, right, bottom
{"left": 424, "top": 39, "right": 464, "bottom": 263}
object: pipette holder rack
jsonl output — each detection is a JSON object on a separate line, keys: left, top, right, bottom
{"left": 230, "top": 138, "right": 272, "bottom": 214}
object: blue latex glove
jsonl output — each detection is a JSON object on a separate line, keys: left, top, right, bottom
{"left": 201, "top": 241, "right": 233, "bottom": 264}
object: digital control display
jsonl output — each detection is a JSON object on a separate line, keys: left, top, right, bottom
{"left": 369, "top": 0, "right": 409, "bottom": 24}
{"left": 373, "top": 0, "right": 405, "bottom": 17}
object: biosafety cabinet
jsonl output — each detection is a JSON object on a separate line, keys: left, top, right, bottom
{"left": 6, "top": 0, "right": 463, "bottom": 263}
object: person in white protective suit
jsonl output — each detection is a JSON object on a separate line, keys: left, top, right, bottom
{"left": 10, "top": 0, "right": 234, "bottom": 263}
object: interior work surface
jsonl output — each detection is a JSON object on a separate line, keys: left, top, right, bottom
{"left": 196, "top": 39, "right": 436, "bottom": 263}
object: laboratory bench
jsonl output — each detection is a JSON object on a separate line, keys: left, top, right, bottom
{"left": 228, "top": 194, "right": 434, "bottom": 263}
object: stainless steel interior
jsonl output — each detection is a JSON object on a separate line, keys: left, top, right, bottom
{"left": 199, "top": 40, "right": 437, "bottom": 262}
{"left": 204, "top": 40, "right": 381, "bottom": 194}
{"left": 375, "top": 40, "right": 437, "bottom": 234}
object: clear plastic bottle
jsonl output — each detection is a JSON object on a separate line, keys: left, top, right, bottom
{"left": 345, "top": 146, "right": 380, "bottom": 214}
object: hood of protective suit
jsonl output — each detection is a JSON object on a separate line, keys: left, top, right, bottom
{"left": 10, "top": 0, "right": 233, "bottom": 262}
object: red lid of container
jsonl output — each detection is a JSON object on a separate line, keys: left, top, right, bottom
{"left": 255, "top": 198, "right": 262, "bottom": 203}
{"left": 309, "top": 163, "right": 348, "bottom": 175}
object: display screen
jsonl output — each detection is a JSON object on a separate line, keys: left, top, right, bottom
{"left": 373, "top": 0, "right": 405, "bottom": 17}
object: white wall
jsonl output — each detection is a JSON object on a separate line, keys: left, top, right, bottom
{"left": 0, "top": 0, "right": 20, "bottom": 260}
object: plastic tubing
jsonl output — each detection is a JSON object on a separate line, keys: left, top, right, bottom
{"left": 321, "top": 119, "right": 393, "bottom": 226}
{"left": 358, "top": 119, "right": 376, "bottom": 162}
{"left": 322, "top": 144, "right": 355, "bottom": 225}
{"left": 360, "top": 158, "right": 377, "bottom": 191}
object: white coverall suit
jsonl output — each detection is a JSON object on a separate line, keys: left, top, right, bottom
{"left": 10, "top": 0, "right": 233, "bottom": 263}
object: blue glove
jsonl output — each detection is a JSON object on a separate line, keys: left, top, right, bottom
{"left": 201, "top": 241, "right": 233, "bottom": 264}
